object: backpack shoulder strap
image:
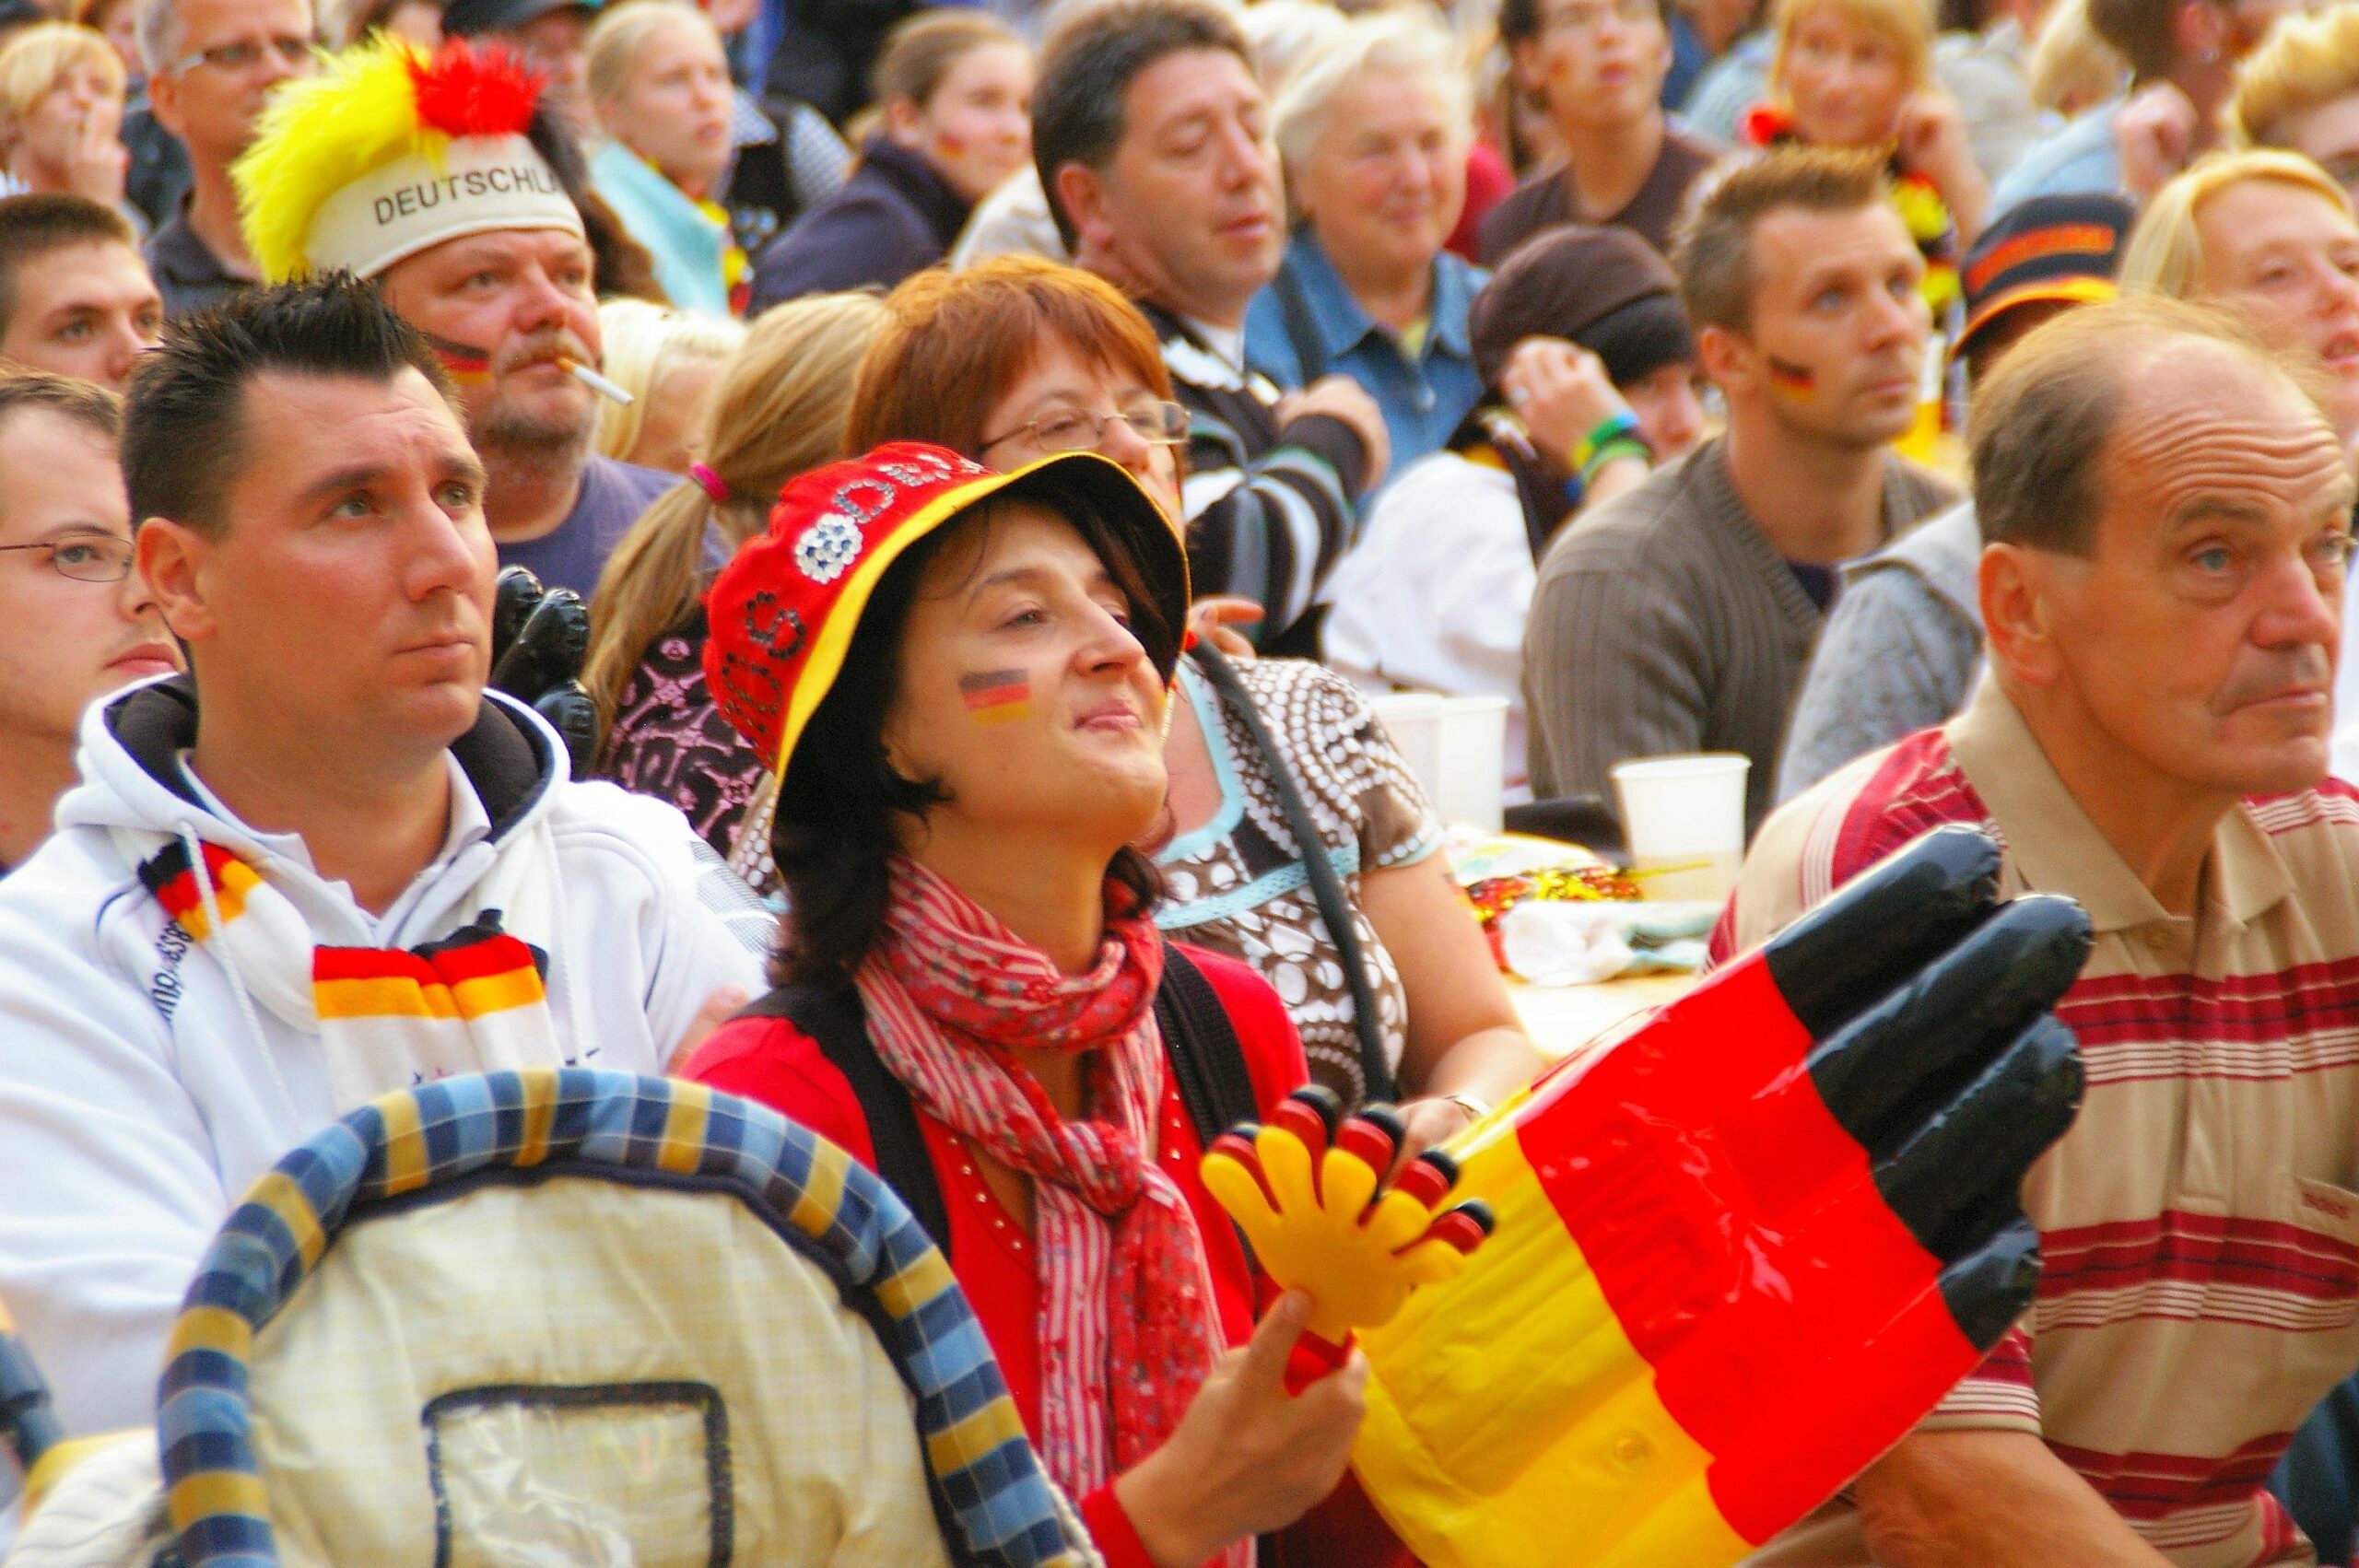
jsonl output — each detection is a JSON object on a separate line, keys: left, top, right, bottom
{"left": 1155, "top": 942, "right": 1262, "bottom": 1150}
{"left": 735, "top": 981, "right": 951, "bottom": 1258}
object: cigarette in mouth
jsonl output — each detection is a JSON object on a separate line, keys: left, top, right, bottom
{"left": 557, "top": 356, "right": 634, "bottom": 406}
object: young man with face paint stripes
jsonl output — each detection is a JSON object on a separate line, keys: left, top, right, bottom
{"left": 1521, "top": 146, "right": 1958, "bottom": 836}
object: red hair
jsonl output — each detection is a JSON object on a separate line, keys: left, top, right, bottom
{"left": 847, "top": 256, "right": 1174, "bottom": 454}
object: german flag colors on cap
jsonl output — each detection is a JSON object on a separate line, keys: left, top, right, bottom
{"left": 1344, "top": 825, "right": 2091, "bottom": 1566}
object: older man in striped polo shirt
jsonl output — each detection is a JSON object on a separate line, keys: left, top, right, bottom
{"left": 1719, "top": 293, "right": 2359, "bottom": 1566}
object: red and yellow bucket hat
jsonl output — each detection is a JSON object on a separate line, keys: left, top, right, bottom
{"left": 704, "top": 440, "right": 1191, "bottom": 777}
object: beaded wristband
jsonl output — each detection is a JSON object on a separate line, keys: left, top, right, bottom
{"left": 1567, "top": 409, "right": 1642, "bottom": 474}
{"left": 1580, "top": 438, "right": 1651, "bottom": 489}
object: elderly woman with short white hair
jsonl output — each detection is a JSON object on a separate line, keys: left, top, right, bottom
{"left": 1245, "top": 9, "right": 1486, "bottom": 479}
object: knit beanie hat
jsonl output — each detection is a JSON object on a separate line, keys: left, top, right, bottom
{"left": 1471, "top": 224, "right": 1694, "bottom": 391}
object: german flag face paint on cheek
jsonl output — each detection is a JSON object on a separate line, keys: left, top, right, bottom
{"left": 1766, "top": 357, "right": 1816, "bottom": 399}
{"left": 959, "top": 668, "right": 1032, "bottom": 724}
{"left": 420, "top": 330, "right": 495, "bottom": 387}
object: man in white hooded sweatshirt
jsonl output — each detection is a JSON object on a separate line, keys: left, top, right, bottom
{"left": 0, "top": 275, "right": 769, "bottom": 1517}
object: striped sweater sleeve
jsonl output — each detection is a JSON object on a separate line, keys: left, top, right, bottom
{"left": 1180, "top": 410, "right": 1366, "bottom": 646}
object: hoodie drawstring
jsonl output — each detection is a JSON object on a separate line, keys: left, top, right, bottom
{"left": 180, "top": 821, "right": 301, "bottom": 1127}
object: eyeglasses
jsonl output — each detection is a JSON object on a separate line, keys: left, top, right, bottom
{"left": 0, "top": 534, "right": 135, "bottom": 582}
{"left": 978, "top": 401, "right": 1191, "bottom": 456}
{"left": 165, "top": 33, "right": 314, "bottom": 75}
{"left": 1537, "top": 0, "right": 1658, "bottom": 36}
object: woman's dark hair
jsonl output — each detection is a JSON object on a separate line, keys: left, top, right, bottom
{"left": 769, "top": 481, "right": 1180, "bottom": 987}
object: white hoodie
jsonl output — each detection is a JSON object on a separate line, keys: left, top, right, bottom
{"left": 0, "top": 678, "right": 769, "bottom": 1519}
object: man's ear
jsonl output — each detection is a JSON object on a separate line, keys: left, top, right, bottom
{"left": 136, "top": 517, "right": 217, "bottom": 646}
{"left": 147, "top": 70, "right": 183, "bottom": 141}
{"left": 2173, "top": 0, "right": 2225, "bottom": 64}
{"left": 1696, "top": 322, "right": 1753, "bottom": 401}
{"left": 1979, "top": 540, "right": 2065, "bottom": 687}
{"left": 1052, "top": 159, "right": 1116, "bottom": 256}
{"left": 882, "top": 95, "right": 924, "bottom": 148}
{"left": 1507, "top": 35, "right": 1547, "bottom": 96}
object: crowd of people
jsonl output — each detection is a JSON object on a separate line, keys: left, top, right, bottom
{"left": 6, "top": 0, "right": 2359, "bottom": 1557}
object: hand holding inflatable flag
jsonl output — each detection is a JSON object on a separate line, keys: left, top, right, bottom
{"left": 1215, "top": 825, "right": 2091, "bottom": 1568}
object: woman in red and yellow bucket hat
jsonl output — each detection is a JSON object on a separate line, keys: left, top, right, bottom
{"left": 683, "top": 441, "right": 1403, "bottom": 1568}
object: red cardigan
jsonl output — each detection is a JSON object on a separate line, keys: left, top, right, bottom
{"left": 683, "top": 946, "right": 1410, "bottom": 1568}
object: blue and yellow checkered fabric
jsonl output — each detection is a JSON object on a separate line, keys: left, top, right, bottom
{"left": 157, "top": 1068, "right": 1091, "bottom": 1568}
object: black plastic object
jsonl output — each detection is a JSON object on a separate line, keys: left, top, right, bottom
{"left": 1500, "top": 794, "right": 1628, "bottom": 860}
{"left": 0, "top": 1320, "right": 61, "bottom": 1477}
{"left": 491, "top": 565, "right": 544, "bottom": 655}
{"left": 488, "top": 565, "right": 597, "bottom": 778}
{"left": 489, "top": 587, "right": 591, "bottom": 699}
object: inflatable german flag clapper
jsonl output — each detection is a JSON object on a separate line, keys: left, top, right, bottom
{"left": 1205, "top": 825, "right": 2092, "bottom": 1567}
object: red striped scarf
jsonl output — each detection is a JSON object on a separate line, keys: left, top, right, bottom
{"left": 855, "top": 855, "right": 1233, "bottom": 1529}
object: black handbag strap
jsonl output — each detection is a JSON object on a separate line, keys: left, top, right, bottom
{"left": 1155, "top": 943, "right": 1261, "bottom": 1144}
{"left": 1188, "top": 645, "right": 1398, "bottom": 1104}
{"left": 736, "top": 943, "right": 1263, "bottom": 1263}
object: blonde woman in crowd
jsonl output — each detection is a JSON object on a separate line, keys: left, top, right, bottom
{"left": 591, "top": 297, "right": 745, "bottom": 474}
{"left": 1248, "top": 9, "right": 1485, "bottom": 477}
{"left": 0, "top": 23, "right": 126, "bottom": 213}
{"left": 1744, "top": 0, "right": 1989, "bottom": 302}
{"left": 2122, "top": 149, "right": 2359, "bottom": 444}
{"left": 2229, "top": 3, "right": 2359, "bottom": 201}
{"left": 584, "top": 0, "right": 742, "bottom": 317}
{"left": 586, "top": 291, "right": 884, "bottom": 890}
{"left": 2025, "top": 0, "right": 2126, "bottom": 118}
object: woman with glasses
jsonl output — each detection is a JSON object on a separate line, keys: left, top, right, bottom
{"left": 1245, "top": 10, "right": 1487, "bottom": 484}
{"left": 0, "top": 372, "right": 174, "bottom": 872}
{"left": 850, "top": 255, "right": 1543, "bottom": 1140}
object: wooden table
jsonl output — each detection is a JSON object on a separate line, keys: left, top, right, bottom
{"left": 1509, "top": 970, "right": 1696, "bottom": 1062}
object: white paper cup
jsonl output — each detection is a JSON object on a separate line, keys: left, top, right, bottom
{"left": 1367, "top": 692, "right": 1444, "bottom": 805}
{"left": 1433, "top": 695, "right": 1510, "bottom": 831}
{"left": 1610, "top": 753, "right": 1751, "bottom": 903}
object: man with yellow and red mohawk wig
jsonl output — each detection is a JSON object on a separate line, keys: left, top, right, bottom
{"left": 232, "top": 35, "right": 675, "bottom": 597}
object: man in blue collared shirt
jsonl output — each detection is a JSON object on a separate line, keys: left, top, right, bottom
{"left": 1245, "top": 11, "right": 1487, "bottom": 487}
